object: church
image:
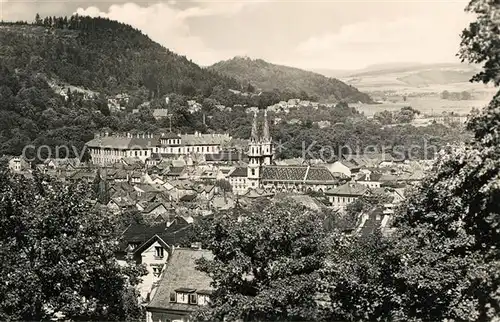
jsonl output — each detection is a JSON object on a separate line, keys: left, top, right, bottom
{"left": 228, "top": 111, "right": 338, "bottom": 195}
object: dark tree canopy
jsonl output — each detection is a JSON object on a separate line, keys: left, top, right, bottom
{"left": 0, "top": 170, "right": 146, "bottom": 321}
{"left": 193, "top": 201, "right": 328, "bottom": 321}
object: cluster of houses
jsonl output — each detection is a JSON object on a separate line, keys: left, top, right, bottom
{"left": 2, "top": 110, "right": 436, "bottom": 322}
{"left": 266, "top": 98, "right": 335, "bottom": 114}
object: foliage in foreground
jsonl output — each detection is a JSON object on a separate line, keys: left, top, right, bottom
{"left": 0, "top": 170, "right": 145, "bottom": 321}
{"left": 192, "top": 201, "right": 328, "bottom": 321}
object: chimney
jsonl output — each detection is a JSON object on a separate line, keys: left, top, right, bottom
{"left": 127, "top": 132, "right": 130, "bottom": 138}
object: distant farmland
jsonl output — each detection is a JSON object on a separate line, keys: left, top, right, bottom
{"left": 352, "top": 97, "right": 490, "bottom": 117}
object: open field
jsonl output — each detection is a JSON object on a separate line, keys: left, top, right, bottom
{"left": 332, "top": 63, "right": 497, "bottom": 116}
{"left": 352, "top": 96, "right": 492, "bottom": 117}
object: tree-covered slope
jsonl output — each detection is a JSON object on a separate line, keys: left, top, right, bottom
{"left": 208, "top": 56, "right": 373, "bottom": 103}
{"left": 0, "top": 16, "right": 239, "bottom": 98}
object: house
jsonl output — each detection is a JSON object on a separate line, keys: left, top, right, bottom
{"left": 146, "top": 248, "right": 214, "bottom": 322}
{"left": 195, "top": 184, "right": 216, "bottom": 201}
{"left": 107, "top": 196, "right": 137, "bottom": 214}
{"left": 116, "top": 221, "right": 193, "bottom": 301}
{"left": 228, "top": 167, "right": 248, "bottom": 195}
{"left": 325, "top": 182, "right": 369, "bottom": 210}
{"left": 166, "top": 166, "right": 186, "bottom": 179}
{"left": 357, "top": 173, "right": 383, "bottom": 188}
{"left": 7, "top": 156, "right": 29, "bottom": 173}
{"left": 44, "top": 158, "right": 80, "bottom": 169}
{"left": 142, "top": 202, "right": 174, "bottom": 219}
{"left": 153, "top": 109, "right": 170, "bottom": 120}
{"left": 324, "top": 160, "right": 359, "bottom": 178}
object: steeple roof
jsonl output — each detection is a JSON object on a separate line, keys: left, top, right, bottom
{"left": 262, "top": 110, "right": 270, "bottom": 142}
{"left": 251, "top": 111, "right": 259, "bottom": 142}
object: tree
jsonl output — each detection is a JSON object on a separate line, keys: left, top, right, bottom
{"left": 461, "top": 90, "right": 472, "bottom": 100}
{"left": 34, "top": 13, "right": 42, "bottom": 25}
{"left": 441, "top": 90, "right": 450, "bottom": 99}
{"left": 387, "top": 0, "right": 500, "bottom": 320}
{"left": 373, "top": 110, "right": 394, "bottom": 125}
{"left": 246, "top": 83, "right": 255, "bottom": 93}
{"left": 0, "top": 170, "right": 145, "bottom": 320}
{"left": 214, "top": 179, "right": 232, "bottom": 203}
{"left": 320, "top": 232, "right": 401, "bottom": 321}
{"left": 192, "top": 201, "right": 327, "bottom": 321}
{"left": 395, "top": 106, "right": 419, "bottom": 123}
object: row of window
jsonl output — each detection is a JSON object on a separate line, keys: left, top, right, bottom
{"left": 90, "top": 148, "right": 150, "bottom": 157}
{"left": 250, "top": 147, "right": 272, "bottom": 154}
{"left": 169, "top": 291, "right": 209, "bottom": 306}
{"left": 153, "top": 145, "right": 219, "bottom": 154}
{"left": 332, "top": 196, "right": 356, "bottom": 204}
{"left": 161, "top": 139, "right": 181, "bottom": 145}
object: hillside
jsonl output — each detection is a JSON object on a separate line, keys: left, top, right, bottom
{"left": 0, "top": 17, "right": 239, "bottom": 98}
{"left": 331, "top": 63, "right": 482, "bottom": 89}
{"left": 208, "top": 57, "right": 373, "bottom": 103}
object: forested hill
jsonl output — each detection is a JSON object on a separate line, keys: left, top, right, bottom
{"left": 0, "top": 16, "right": 239, "bottom": 98}
{"left": 209, "top": 57, "right": 374, "bottom": 103}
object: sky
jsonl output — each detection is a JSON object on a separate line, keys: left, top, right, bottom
{"left": 0, "top": 0, "right": 474, "bottom": 70}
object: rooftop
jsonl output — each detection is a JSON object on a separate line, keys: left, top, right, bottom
{"left": 261, "top": 165, "right": 336, "bottom": 183}
{"left": 148, "top": 248, "right": 214, "bottom": 311}
{"left": 325, "top": 182, "right": 369, "bottom": 196}
{"left": 86, "top": 136, "right": 157, "bottom": 149}
{"left": 228, "top": 167, "right": 248, "bottom": 178}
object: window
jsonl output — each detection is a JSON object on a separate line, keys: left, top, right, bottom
{"left": 170, "top": 292, "right": 176, "bottom": 302}
{"left": 189, "top": 294, "right": 197, "bottom": 304}
{"left": 155, "top": 246, "right": 164, "bottom": 258}
{"left": 135, "top": 151, "right": 138, "bottom": 157}
{"left": 251, "top": 169, "right": 255, "bottom": 176}
{"left": 153, "top": 267, "right": 162, "bottom": 277}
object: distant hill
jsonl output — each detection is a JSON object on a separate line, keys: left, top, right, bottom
{"left": 313, "top": 62, "right": 424, "bottom": 78}
{"left": 314, "top": 63, "right": 481, "bottom": 88}
{"left": 0, "top": 16, "right": 247, "bottom": 158}
{"left": 208, "top": 57, "right": 373, "bottom": 103}
{"left": 0, "top": 17, "right": 239, "bottom": 98}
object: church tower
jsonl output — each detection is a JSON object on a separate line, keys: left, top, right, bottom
{"left": 261, "top": 110, "right": 273, "bottom": 165}
{"left": 247, "top": 111, "right": 261, "bottom": 189}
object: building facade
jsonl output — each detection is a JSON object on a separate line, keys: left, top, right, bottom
{"left": 86, "top": 132, "right": 231, "bottom": 166}
{"left": 231, "top": 111, "right": 338, "bottom": 194}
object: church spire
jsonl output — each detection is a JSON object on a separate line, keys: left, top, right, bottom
{"left": 251, "top": 111, "right": 259, "bottom": 142}
{"left": 262, "top": 110, "right": 270, "bottom": 142}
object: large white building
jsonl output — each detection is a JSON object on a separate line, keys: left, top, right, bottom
{"left": 86, "top": 132, "right": 231, "bottom": 166}
{"left": 86, "top": 133, "right": 154, "bottom": 166}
